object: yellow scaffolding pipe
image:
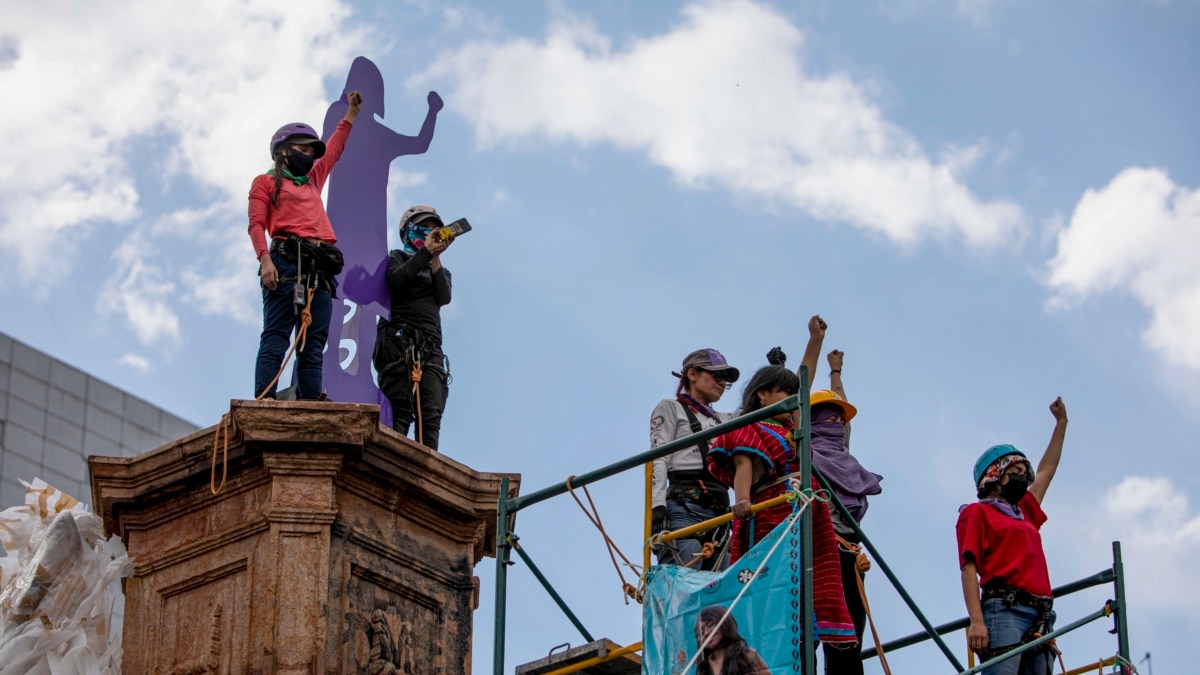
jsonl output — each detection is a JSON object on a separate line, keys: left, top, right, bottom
{"left": 649, "top": 491, "right": 798, "bottom": 548}
{"left": 1061, "top": 657, "right": 1116, "bottom": 675}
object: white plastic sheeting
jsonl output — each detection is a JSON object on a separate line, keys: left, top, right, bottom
{"left": 0, "top": 479, "right": 132, "bottom": 675}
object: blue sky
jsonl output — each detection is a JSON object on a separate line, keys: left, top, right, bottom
{"left": 1, "top": 1, "right": 1198, "bottom": 672}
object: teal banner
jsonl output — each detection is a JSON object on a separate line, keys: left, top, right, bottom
{"left": 643, "top": 510, "right": 803, "bottom": 674}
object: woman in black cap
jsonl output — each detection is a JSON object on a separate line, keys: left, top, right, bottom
{"left": 649, "top": 347, "right": 741, "bottom": 570}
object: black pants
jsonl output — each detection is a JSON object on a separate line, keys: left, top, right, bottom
{"left": 823, "top": 544, "right": 867, "bottom": 674}
{"left": 381, "top": 363, "right": 448, "bottom": 451}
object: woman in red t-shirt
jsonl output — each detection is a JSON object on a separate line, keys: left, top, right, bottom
{"left": 956, "top": 397, "right": 1069, "bottom": 675}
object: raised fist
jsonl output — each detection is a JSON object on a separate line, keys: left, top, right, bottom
{"left": 1049, "top": 397, "right": 1068, "bottom": 422}
{"left": 827, "top": 349, "right": 844, "bottom": 371}
{"left": 808, "top": 315, "right": 827, "bottom": 339}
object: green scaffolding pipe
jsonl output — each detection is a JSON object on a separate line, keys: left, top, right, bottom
{"left": 506, "top": 396, "right": 801, "bottom": 514}
{"left": 508, "top": 534, "right": 596, "bottom": 643}
{"left": 860, "top": 568, "right": 1116, "bottom": 659}
{"left": 797, "top": 368, "right": 817, "bottom": 675}
{"left": 1112, "top": 541, "right": 1132, "bottom": 673}
{"left": 493, "top": 476, "right": 511, "bottom": 675}
{"left": 960, "top": 604, "right": 1111, "bottom": 675}
{"left": 813, "top": 469, "right": 966, "bottom": 672}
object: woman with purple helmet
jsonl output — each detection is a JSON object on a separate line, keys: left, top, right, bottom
{"left": 247, "top": 91, "right": 362, "bottom": 400}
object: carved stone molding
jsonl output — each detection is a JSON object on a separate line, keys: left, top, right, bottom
{"left": 90, "top": 400, "right": 520, "bottom": 674}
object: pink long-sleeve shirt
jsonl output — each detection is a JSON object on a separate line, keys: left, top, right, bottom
{"left": 246, "top": 119, "right": 353, "bottom": 260}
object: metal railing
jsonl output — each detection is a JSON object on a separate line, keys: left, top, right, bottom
{"left": 489, "top": 366, "right": 1133, "bottom": 674}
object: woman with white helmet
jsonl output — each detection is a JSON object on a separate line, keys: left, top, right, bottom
{"left": 248, "top": 91, "right": 362, "bottom": 400}
{"left": 956, "top": 397, "right": 1069, "bottom": 675}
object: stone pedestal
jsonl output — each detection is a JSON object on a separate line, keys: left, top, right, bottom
{"left": 89, "top": 400, "right": 519, "bottom": 674}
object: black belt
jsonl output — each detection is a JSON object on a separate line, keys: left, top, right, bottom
{"left": 982, "top": 584, "right": 1053, "bottom": 612}
{"left": 668, "top": 470, "right": 714, "bottom": 483}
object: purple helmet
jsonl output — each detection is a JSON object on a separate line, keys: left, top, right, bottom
{"left": 269, "top": 123, "right": 326, "bottom": 159}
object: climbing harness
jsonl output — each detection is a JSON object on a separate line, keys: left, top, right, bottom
{"left": 211, "top": 241, "right": 331, "bottom": 495}
{"left": 654, "top": 403, "right": 732, "bottom": 565}
{"left": 373, "top": 319, "right": 450, "bottom": 446}
{"left": 977, "top": 583, "right": 1060, "bottom": 673}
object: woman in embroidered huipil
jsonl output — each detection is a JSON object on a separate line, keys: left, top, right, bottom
{"left": 706, "top": 322, "right": 859, "bottom": 648}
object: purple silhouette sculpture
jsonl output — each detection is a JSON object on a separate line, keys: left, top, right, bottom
{"left": 320, "top": 56, "right": 442, "bottom": 426}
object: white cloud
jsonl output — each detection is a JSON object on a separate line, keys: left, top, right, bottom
{"left": 415, "top": 0, "right": 1023, "bottom": 248}
{"left": 0, "top": 0, "right": 367, "bottom": 339}
{"left": 99, "top": 234, "right": 180, "bottom": 348}
{"left": 956, "top": 0, "right": 997, "bottom": 25}
{"left": 1099, "top": 476, "right": 1200, "bottom": 610}
{"left": 117, "top": 353, "right": 153, "bottom": 374}
{"left": 1046, "top": 167, "right": 1200, "bottom": 370}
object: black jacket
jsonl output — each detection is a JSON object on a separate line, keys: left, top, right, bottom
{"left": 385, "top": 247, "right": 452, "bottom": 353}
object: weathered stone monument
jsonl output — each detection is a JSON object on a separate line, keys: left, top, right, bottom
{"left": 89, "top": 400, "right": 517, "bottom": 674}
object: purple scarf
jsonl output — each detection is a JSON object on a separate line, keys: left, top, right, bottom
{"left": 810, "top": 406, "right": 882, "bottom": 522}
{"left": 679, "top": 393, "right": 717, "bottom": 419}
{"left": 964, "top": 498, "right": 1024, "bottom": 520}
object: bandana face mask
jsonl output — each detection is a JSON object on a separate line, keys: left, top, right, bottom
{"left": 401, "top": 221, "right": 435, "bottom": 254}
{"left": 977, "top": 454, "right": 1034, "bottom": 496}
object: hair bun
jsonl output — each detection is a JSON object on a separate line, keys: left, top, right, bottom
{"left": 766, "top": 346, "right": 787, "bottom": 366}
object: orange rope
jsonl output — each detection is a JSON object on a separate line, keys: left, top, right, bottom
{"left": 211, "top": 286, "right": 314, "bottom": 495}
{"left": 683, "top": 541, "right": 717, "bottom": 568}
{"left": 411, "top": 360, "right": 424, "bottom": 446}
{"left": 837, "top": 535, "right": 892, "bottom": 675}
{"left": 565, "top": 476, "right": 642, "bottom": 603}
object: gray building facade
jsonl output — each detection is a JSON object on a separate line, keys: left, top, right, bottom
{"left": 0, "top": 331, "right": 198, "bottom": 508}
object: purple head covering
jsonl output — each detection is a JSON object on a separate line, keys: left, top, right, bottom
{"left": 810, "top": 404, "right": 882, "bottom": 522}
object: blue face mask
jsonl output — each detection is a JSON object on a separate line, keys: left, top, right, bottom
{"left": 401, "top": 222, "right": 434, "bottom": 254}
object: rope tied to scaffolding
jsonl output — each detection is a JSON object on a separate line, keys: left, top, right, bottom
{"left": 679, "top": 479, "right": 813, "bottom": 675}
{"left": 565, "top": 475, "right": 644, "bottom": 604}
{"left": 210, "top": 285, "right": 316, "bottom": 495}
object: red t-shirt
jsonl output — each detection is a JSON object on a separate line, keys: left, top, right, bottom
{"left": 246, "top": 119, "right": 353, "bottom": 259}
{"left": 956, "top": 493, "right": 1051, "bottom": 597}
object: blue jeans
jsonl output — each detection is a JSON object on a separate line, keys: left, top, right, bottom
{"left": 980, "top": 598, "right": 1056, "bottom": 675}
{"left": 255, "top": 248, "right": 333, "bottom": 400}
{"left": 655, "top": 501, "right": 728, "bottom": 571}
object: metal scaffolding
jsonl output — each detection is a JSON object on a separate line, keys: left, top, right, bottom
{"left": 490, "top": 366, "right": 1133, "bottom": 674}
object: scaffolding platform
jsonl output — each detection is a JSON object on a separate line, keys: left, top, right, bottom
{"left": 515, "top": 639, "right": 641, "bottom": 675}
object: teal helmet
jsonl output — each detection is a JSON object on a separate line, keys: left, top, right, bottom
{"left": 973, "top": 444, "right": 1027, "bottom": 487}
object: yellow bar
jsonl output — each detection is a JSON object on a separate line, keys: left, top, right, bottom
{"left": 651, "top": 492, "right": 797, "bottom": 547}
{"left": 644, "top": 462, "right": 652, "bottom": 572}
{"left": 1060, "top": 657, "right": 1115, "bottom": 675}
{"left": 541, "top": 642, "right": 643, "bottom": 675}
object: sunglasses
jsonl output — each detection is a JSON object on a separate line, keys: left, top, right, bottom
{"left": 702, "top": 369, "right": 734, "bottom": 390}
